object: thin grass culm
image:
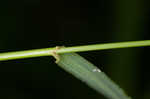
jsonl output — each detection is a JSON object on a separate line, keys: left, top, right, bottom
{"left": 0, "top": 40, "right": 150, "bottom": 61}
{"left": 56, "top": 53, "right": 131, "bottom": 99}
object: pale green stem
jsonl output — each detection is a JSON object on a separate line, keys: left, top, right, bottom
{"left": 0, "top": 40, "right": 150, "bottom": 61}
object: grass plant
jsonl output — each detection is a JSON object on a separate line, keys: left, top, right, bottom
{"left": 0, "top": 40, "right": 150, "bottom": 99}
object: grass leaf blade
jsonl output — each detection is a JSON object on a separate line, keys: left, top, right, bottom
{"left": 56, "top": 53, "right": 131, "bottom": 99}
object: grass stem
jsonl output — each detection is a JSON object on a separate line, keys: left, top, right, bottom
{"left": 0, "top": 40, "right": 150, "bottom": 61}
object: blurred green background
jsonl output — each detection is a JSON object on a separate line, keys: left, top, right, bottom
{"left": 0, "top": 0, "right": 150, "bottom": 99}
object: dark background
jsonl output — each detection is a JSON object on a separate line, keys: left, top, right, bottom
{"left": 0, "top": 0, "right": 150, "bottom": 99}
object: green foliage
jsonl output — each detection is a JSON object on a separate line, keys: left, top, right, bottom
{"left": 57, "top": 53, "right": 131, "bottom": 99}
{"left": 0, "top": 40, "right": 150, "bottom": 99}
